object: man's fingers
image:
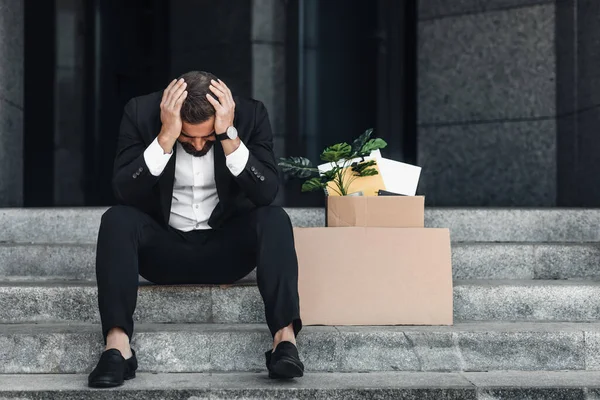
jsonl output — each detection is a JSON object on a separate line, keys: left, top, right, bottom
{"left": 212, "top": 79, "right": 232, "bottom": 98}
{"left": 209, "top": 84, "right": 226, "bottom": 101}
{"left": 175, "top": 90, "right": 188, "bottom": 108}
{"left": 211, "top": 80, "right": 234, "bottom": 108}
{"left": 166, "top": 79, "right": 185, "bottom": 105}
{"left": 217, "top": 79, "right": 232, "bottom": 95}
{"left": 161, "top": 79, "right": 177, "bottom": 105}
{"left": 169, "top": 81, "right": 187, "bottom": 108}
{"left": 206, "top": 93, "right": 223, "bottom": 110}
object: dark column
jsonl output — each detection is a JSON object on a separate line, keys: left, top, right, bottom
{"left": 556, "top": 0, "right": 600, "bottom": 206}
{"left": 376, "top": 0, "right": 417, "bottom": 164}
{"left": 0, "top": 0, "right": 24, "bottom": 206}
{"left": 23, "top": 0, "right": 56, "bottom": 206}
{"left": 168, "top": 0, "right": 253, "bottom": 96}
{"left": 84, "top": 0, "right": 170, "bottom": 205}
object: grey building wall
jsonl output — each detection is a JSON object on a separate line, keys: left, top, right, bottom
{"left": 417, "top": 0, "right": 557, "bottom": 206}
{"left": 252, "top": 0, "right": 286, "bottom": 204}
{"left": 0, "top": 0, "right": 23, "bottom": 206}
{"left": 54, "top": 0, "right": 85, "bottom": 205}
{"left": 252, "top": 0, "right": 286, "bottom": 160}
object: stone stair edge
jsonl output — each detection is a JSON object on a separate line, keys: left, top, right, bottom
{"left": 4, "top": 320, "right": 600, "bottom": 333}
{"left": 5, "top": 279, "right": 600, "bottom": 324}
{"left": 4, "top": 371, "right": 600, "bottom": 393}
{"left": 1, "top": 278, "right": 599, "bottom": 286}
{"left": 2, "top": 321, "right": 600, "bottom": 374}
{"left": 4, "top": 206, "right": 600, "bottom": 244}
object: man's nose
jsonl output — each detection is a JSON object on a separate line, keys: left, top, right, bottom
{"left": 193, "top": 139, "right": 205, "bottom": 150}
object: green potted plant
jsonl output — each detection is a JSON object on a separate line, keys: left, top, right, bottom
{"left": 279, "top": 128, "right": 387, "bottom": 196}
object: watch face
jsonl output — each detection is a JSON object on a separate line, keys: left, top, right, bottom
{"left": 227, "top": 126, "right": 238, "bottom": 140}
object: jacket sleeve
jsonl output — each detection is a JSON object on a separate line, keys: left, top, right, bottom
{"left": 112, "top": 98, "right": 161, "bottom": 206}
{"left": 232, "top": 101, "right": 280, "bottom": 206}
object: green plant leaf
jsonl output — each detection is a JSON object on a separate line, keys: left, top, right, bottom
{"left": 358, "top": 168, "right": 378, "bottom": 177}
{"left": 301, "top": 177, "right": 325, "bottom": 192}
{"left": 320, "top": 142, "right": 352, "bottom": 162}
{"left": 351, "top": 160, "right": 379, "bottom": 176}
{"left": 351, "top": 128, "right": 374, "bottom": 155}
{"left": 322, "top": 167, "right": 340, "bottom": 182}
{"left": 278, "top": 157, "right": 317, "bottom": 179}
{"left": 358, "top": 138, "right": 387, "bottom": 156}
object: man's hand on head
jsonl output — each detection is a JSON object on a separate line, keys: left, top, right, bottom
{"left": 158, "top": 78, "right": 188, "bottom": 154}
{"left": 206, "top": 79, "right": 235, "bottom": 134}
{"left": 206, "top": 79, "right": 240, "bottom": 155}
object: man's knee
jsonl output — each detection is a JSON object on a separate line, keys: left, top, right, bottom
{"left": 100, "top": 205, "right": 142, "bottom": 231}
{"left": 254, "top": 206, "right": 291, "bottom": 226}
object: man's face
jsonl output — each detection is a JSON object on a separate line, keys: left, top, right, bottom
{"left": 179, "top": 116, "right": 217, "bottom": 157}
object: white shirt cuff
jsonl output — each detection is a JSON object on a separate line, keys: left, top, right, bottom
{"left": 143, "top": 137, "right": 173, "bottom": 176}
{"left": 226, "top": 141, "right": 250, "bottom": 177}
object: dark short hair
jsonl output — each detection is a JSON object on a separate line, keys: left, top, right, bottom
{"left": 178, "top": 71, "right": 218, "bottom": 124}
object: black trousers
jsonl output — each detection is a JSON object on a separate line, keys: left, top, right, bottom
{"left": 95, "top": 205, "right": 302, "bottom": 343}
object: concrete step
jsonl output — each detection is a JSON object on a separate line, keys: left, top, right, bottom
{"left": 3, "top": 207, "right": 600, "bottom": 243}
{"left": 3, "top": 371, "right": 600, "bottom": 399}
{"left": 2, "top": 242, "right": 599, "bottom": 282}
{"left": 454, "top": 280, "right": 600, "bottom": 322}
{"left": 2, "top": 280, "right": 600, "bottom": 324}
{"left": 1, "top": 322, "right": 598, "bottom": 373}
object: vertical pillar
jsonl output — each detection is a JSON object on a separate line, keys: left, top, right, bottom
{"left": 0, "top": 0, "right": 24, "bottom": 206}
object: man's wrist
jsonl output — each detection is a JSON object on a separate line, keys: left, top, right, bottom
{"left": 221, "top": 137, "right": 241, "bottom": 156}
{"left": 157, "top": 128, "right": 178, "bottom": 154}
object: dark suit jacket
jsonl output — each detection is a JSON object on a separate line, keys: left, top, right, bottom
{"left": 112, "top": 91, "right": 279, "bottom": 229}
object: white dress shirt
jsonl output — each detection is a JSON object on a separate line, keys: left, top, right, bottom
{"left": 143, "top": 137, "right": 249, "bottom": 231}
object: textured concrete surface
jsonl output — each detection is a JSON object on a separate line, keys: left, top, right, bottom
{"left": 0, "top": 373, "right": 476, "bottom": 400}
{"left": 451, "top": 243, "right": 535, "bottom": 280}
{"left": 418, "top": 120, "right": 556, "bottom": 207}
{"left": 0, "top": 282, "right": 215, "bottom": 324}
{"left": 425, "top": 208, "right": 600, "bottom": 242}
{"left": 4, "top": 208, "right": 600, "bottom": 243}
{"left": 0, "top": 322, "right": 598, "bottom": 373}
{"left": 6, "top": 280, "right": 600, "bottom": 324}
{"left": 458, "top": 330, "right": 584, "bottom": 371}
{"left": 418, "top": 0, "right": 554, "bottom": 20}
{"left": 6, "top": 371, "right": 600, "bottom": 399}
{"left": 535, "top": 243, "right": 600, "bottom": 280}
{"left": 211, "top": 284, "right": 264, "bottom": 324}
{"left": 417, "top": 2, "right": 557, "bottom": 207}
{"left": 0, "top": 208, "right": 324, "bottom": 244}
{"left": 454, "top": 280, "right": 600, "bottom": 322}
{"left": 583, "top": 331, "right": 600, "bottom": 371}
{"left": 0, "top": 243, "right": 95, "bottom": 281}
{"left": 3, "top": 242, "right": 600, "bottom": 281}
{"left": 418, "top": 5, "right": 555, "bottom": 124}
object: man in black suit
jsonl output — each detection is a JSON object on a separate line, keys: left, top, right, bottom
{"left": 88, "top": 71, "right": 304, "bottom": 388}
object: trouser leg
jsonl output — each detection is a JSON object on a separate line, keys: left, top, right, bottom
{"left": 96, "top": 204, "right": 302, "bottom": 342}
{"left": 95, "top": 205, "right": 164, "bottom": 343}
{"left": 217, "top": 206, "right": 302, "bottom": 337}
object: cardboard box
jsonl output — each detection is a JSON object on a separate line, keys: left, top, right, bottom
{"left": 326, "top": 196, "right": 425, "bottom": 228}
{"left": 294, "top": 227, "right": 453, "bottom": 326}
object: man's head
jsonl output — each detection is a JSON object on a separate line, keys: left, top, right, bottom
{"left": 178, "top": 71, "right": 218, "bottom": 157}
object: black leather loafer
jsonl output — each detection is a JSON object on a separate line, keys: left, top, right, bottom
{"left": 88, "top": 348, "right": 137, "bottom": 388}
{"left": 265, "top": 341, "right": 304, "bottom": 379}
